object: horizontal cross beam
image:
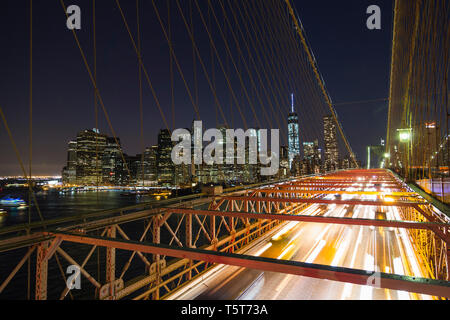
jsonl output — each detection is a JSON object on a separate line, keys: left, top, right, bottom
{"left": 43, "top": 231, "right": 450, "bottom": 298}
{"left": 218, "top": 196, "right": 426, "bottom": 207}
{"left": 250, "top": 189, "right": 416, "bottom": 197}
{"left": 283, "top": 179, "right": 397, "bottom": 182}
{"left": 163, "top": 208, "right": 450, "bottom": 245}
{"left": 277, "top": 183, "right": 401, "bottom": 188}
{"left": 163, "top": 208, "right": 450, "bottom": 231}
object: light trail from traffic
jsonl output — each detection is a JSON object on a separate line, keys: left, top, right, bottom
{"left": 170, "top": 180, "right": 437, "bottom": 300}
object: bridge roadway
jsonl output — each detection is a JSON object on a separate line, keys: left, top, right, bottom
{"left": 168, "top": 184, "right": 437, "bottom": 300}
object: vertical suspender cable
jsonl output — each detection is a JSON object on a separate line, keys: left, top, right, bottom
{"left": 402, "top": 0, "right": 421, "bottom": 180}
{"left": 190, "top": 0, "right": 199, "bottom": 115}
{"left": 386, "top": 0, "right": 399, "bottom": 156}
{"left": 27, "top": 0, "right": 32, "bottom": 300}
{"left": 168, "top": 0, "right": 175, "bottom": 131}
{"left": 93, "top": 0, "right": 100, "bottom": 199}
{"left": 93, "top": 0, "right": 101, "bottom": 295}
{"left": 137, "top": 0, "right": 144, "bottom": 187}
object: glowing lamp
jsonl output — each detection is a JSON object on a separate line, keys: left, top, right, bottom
{"left": 397, "top": 128, "right": 412, "bottom": 142}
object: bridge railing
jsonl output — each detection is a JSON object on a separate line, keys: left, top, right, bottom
{"left": 0, "top": 177, "right": 302, "bottom": 299}
{"left": 1, "top": 171, "right": 449, "bottom": 300}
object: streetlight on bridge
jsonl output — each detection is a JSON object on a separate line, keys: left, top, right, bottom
{"left": 397, "top": 128, "right": 412, "bottom": 143}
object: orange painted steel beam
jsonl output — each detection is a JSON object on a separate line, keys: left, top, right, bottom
{"left": 284, "top": 181, "right": 400, "bottom": 186}
{"left": 251, "top": 189, "right": 417, "bottom": 197}
{"left": 305, "top": 171, "right": 391, "bottom": 175}
{"left": 303, "top": 177, "right": 393, "bottom": 180}
{"left": 44, "top": 231, "right": 450, "bottom": 298}
{"left": 164, "top": 208, "right": 450, "bottom": 240}
{"left": 161, "top": 208, "right": 439, "bottom": 230}
{"left": 279, "top": 181, "right": 401, "bottom": 186}
{"left": 322, "top": 173, "right": 391, "bottom": 176}
{"left": 218, "top": 196, "right": 426, "bottom": 207}
{"left": 276, "top": 185, "right": 402, "bottom": 190}
{"left": 318, "top": 180, "right": 396, "bottom": 182}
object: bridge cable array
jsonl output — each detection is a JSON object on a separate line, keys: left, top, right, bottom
{"left": 386, "top": 0, "right": 449, "bottom": 181}
{"left": 0, "top": 0, "right": 363, "bottom": 223}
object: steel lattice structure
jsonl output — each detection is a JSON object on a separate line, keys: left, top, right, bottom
{"left": 0, "top": 169, "right": 449, "bottom": 300}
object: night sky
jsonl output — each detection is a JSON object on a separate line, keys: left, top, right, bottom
{"left": 0, "top": 0, "right": 393, "bottom": 176}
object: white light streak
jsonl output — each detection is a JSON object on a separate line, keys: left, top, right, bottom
{"left": 254, "top": 243, "right": 272, "bottom": 257}
{"left": 305, "top": 240, "right": 326, "bottom": 263}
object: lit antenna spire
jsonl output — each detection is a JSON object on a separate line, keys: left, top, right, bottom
{"left": 291, "top": 93, "right": 294, "bottom": 112}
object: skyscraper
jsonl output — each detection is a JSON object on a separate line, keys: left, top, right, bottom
{"left": 303, "top": 142, "right": 315, "bottom": 160}
{"left": 323, "top": 115, "right": 339, "bottom": 171}
{"left": 279, "top": 145, "right": 290, "bottom": 178}
{"left": 288, "top": 94, "right": 300, "bottom": 169}
{"left": 157, "top": 129, "right": 174, "bottom": 186}
{"left": 62, "top": 140, "right": 77, "bottom": 184}
{"left": 62, "top": 129, "right": 130, "bottom": 185}
{"left": 102, "top": 137, "right": 123, "bottom": 185}
{"left": 125, "top": 154, "right": 140, "bottom": 185}
{"left": 190, "top": 120, "right": 203, "bottom": 184}
{"left": 75, "top": 129, "right": 107, "bottom": 185}
{"left": 366, "top": 145, "right": 383, "bottom": 169}
{"left": 174, "top": 129, "right": 191, "bottom": 186}
{"left": 247, "top": 128, "right": 261, "bottom": 183}
{"left": 217, "top": 125, "right": 230, "bottom": 184}
{"left": 143, "top": 146, "right": 158, "bottom": 185}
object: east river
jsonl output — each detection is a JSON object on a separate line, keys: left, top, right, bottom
{"left": 0, "top": 188, "right": 156, "bottom": 228}
{"left": 0, "top": 188, "right": 174, "bottom": 300}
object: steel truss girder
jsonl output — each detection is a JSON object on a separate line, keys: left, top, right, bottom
{"left": 163, "top": 208, "right": 449, "bottom": 237}
{"left": 35, "top": 242, "right": 48, "bottom": 300}
{"left": 275, "top": 185, "right": 404, "bottom": 192}
{"left": 215, "top": 197, "right": 448, "bottom": 244}
{"left": 252, "top": 189, "right": 417, "bottom": 197}
{"left": 278, "top": 182, "right": 400, "bottom": 186}
{"left": 43, "top": 232, "right": 450, "bottom": 298}
{"left": 56, "top": 247, "right": 101, "bottom": 289}
{"left": 218, "top": 196, "right": 425, "bottom": 207}
{"left": 113, "top": 218, "right": 279, "bottom": 300}
{"left": 285, "top": 180, "right": 397, "bottom": 184}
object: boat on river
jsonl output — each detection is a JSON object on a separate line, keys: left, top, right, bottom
{"left": 0, "top": 196, "right": 27, "bottom": 207}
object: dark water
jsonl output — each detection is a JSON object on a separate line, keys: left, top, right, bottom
{"left": 0, "top": 189, "right": 164, "bottom": 300}
{"left": 0, "top": 189, "right": 157, "bottom": 229}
